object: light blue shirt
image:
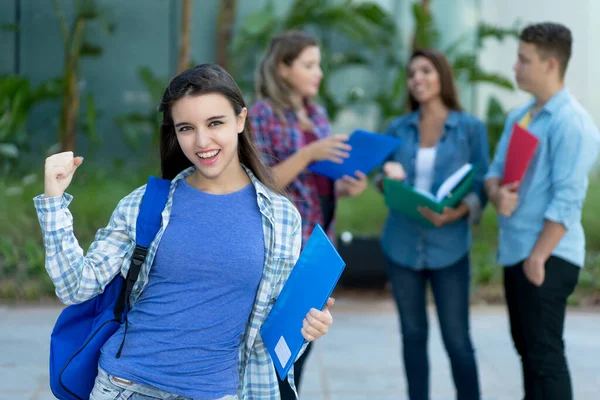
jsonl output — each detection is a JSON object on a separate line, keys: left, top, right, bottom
{"left": 486, "top": 88, "right": 600, "bottom": 268}
{"left": 380, "top": 110, "right": 490, "bottom": 269}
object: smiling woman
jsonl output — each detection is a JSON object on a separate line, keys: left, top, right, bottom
{"left": 158, "top": 65, "right": 276, "bottom": 195}
{"left": 377, "top": 48, "right": 489, "bottom": 400}
{"left": 170, "top": 93, "right": 248, "bottom": 190}
{"left": 33, "top": 63, "right": 335, "bottom": 400}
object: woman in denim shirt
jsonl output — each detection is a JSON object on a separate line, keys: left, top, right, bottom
{"left": 380, "top": 49, "right": 489, "bottom": 400}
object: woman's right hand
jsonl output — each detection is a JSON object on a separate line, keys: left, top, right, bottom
{"left": 383, "top": 161, "right": 406, "bottom": 181}
{"left": 44, "top": 151, "right": 84, "bottom": 198}
{"left": 305, "top": 135, "right": 352, "bottom": 164}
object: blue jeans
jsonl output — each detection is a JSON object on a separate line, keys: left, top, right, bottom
{"left": 90, "top": 367, "right": 238, "bottom": 400}
{"left": 387, "top": 254, "right": 480, "bottom": 400}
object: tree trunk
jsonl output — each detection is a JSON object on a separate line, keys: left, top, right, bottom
{"left": 60, "top": 19, "right": 85, "bottom": 152}
{"left": 215, "top": 0, "right": 238, "bottom": 71}
{"left": 177, "top": 0, "right": 193, "bottom": 74}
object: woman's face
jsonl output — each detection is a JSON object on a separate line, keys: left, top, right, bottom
{"left": 407, "top": 56, "right": 441, "bottom": 105}
{"left": 279, "top": 45, "right": 323, "bottom": 98}
{"left": 172, "top": 93, "right": 246, "bottom": 184}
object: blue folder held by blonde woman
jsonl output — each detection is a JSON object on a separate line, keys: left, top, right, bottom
{"left": 308, "top": 130, "right": 402, "bottom": 180}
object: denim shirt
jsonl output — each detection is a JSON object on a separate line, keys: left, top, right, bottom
{"left": 486, "top": 88, "right": 600, "bottom": 268}
{"left": 380, "top": 110, "right": 490, "bottom": 269}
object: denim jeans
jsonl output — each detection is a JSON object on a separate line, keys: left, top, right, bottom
{"left": 504, "top": 256, "right": 579, "bottom": 400}
{"left": 90, "top": 367, "right": 238, "bottom": 400}
{"left": 387, "top": 254, "right": 480, "bottom": 400}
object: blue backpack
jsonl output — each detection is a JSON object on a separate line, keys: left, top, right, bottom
{"left": 49, "top": 176, "right": 171, "bottom": 400}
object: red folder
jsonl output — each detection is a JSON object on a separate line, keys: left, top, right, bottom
{"left": 502, "top": 123, "right": 539, "bottom": 185}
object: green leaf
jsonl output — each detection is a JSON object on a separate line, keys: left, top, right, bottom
{"left": 80, "top": 42, "right": 103, "bottom": 57}
{"left": 0, "top": 143, "right": 18, "bottom": 158}
{"left": 137, "top": 67, "right": 167, "bottom": 103}
{"left": 485, "top": 95, "right": 508, "bottom": 152}
{"left": 1, "top": 23, "right": 19, "bottom": 32}
{"left": 76, "top": 0, "right": 101, "bottom": 20}
{"left": 82, "top": 93, "right": 101, "bottom": 145}
{"left": 412, "top": 2, "right": 439, "bottom": 49}
{"left": 477, "top": 22, "right": 520, "bottom": 48}
{"left": 469, "top": 70, "right": 515, "bottom": 90}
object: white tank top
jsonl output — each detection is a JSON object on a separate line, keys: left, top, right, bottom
{"left": 414, "top": 147, "right": 437, "bottom": 193}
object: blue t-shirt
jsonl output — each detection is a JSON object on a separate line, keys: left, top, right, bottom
{"left": 100, "top": 179, "right": 265, "bottom": 399}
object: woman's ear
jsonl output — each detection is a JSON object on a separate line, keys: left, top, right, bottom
{"left": 278, "top": 62, "right": 289, "bottom": 81}
{"left": 237, "top": 107, "right": 248, "bottom": 134}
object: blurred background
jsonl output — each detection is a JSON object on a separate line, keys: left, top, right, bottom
{"left": 0, "top": 0, "right": 599, "bottom": 305}
{"left": 2, "top": 1, "right": 600, "bottom": 399}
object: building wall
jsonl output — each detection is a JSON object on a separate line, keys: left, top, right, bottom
{"left": 11, "top": 1, "right": 596, "bottom": 162}
{"left": 477, "top": 0, "right": 600, "bottom": 126}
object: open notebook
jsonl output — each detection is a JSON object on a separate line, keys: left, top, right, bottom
{"left": 384, "top": 163, "right": 475, "bottom": 227}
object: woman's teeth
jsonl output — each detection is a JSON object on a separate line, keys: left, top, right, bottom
{"left": 197, "top": 150, "right": 219, "bottom": 159}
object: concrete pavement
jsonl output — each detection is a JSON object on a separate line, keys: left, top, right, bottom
{"left": 1, "top": 297, "right": 598, "bottom": 400}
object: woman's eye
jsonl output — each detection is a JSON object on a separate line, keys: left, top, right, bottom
{"left": 178, "top": 126, "right": 192, "bottom": 132}
{"left": 209, "top": 120, "right": 223, "bottom": 127}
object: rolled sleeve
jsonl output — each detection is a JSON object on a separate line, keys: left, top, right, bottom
{"left": 544, "top": 120, "right": 597, "bottom": 230}
{"left": 33, "top": 192, "right": 73, "bottom": 212}
{"left": 32, "top": 188, "right": 140, "bottom": 305}
{"left": 462, "top": 192, "right": 483, "bottom": 225}
{"left": 33, "top": 193, "right": 74, "bottom": 246}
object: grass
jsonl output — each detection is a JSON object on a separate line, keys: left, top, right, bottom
{"left": 1, "top": 167, "right": 599, "bottom": 305}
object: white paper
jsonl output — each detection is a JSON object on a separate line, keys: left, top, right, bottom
{"left": 275, "top": 336, "right": 292, "bottom": 368}
{"left": 435, "top": 163, "right": 473, "bottom": 201}
{"left": 414, "top": 187, "right": 436, "bottom": 201}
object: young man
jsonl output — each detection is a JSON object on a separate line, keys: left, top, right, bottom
{"left": 485, "top": 22, "right": 600, "bottom": 400}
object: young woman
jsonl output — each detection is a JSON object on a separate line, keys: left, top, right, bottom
{"left": 379, "top": 49, "right": 489, "bottom": 400}
{"left": 35, "top": 64, "right": 334, "bottom": 400}
{"left": 248, "top": 30, "right": 368, "bottom": 399}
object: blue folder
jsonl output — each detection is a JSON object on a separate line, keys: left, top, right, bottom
{"left": 260, "top": 225, "right": 346, "bottom": 380}
{"left": 307, "top": 129, "right": 402, "bottom": 180}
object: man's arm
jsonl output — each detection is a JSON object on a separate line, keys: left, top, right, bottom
{"left": 524, "top": 118, "right": 599, "bottom": 285}
{"left": 529, "top": 221, "right": 567, "bottom": 262}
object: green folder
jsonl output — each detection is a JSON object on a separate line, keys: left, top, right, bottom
{"left": 383, "top": 163, "right": 476, "bottom": 227}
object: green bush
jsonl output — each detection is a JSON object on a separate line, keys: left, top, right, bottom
{"left": 0, "top": 164, "right": 155, "bottom": 300}
{"left": 336, "top": 175, "right": 600, "bottom": 294}
{"left": 1, "top": 167, "right": 598, "bottom": 302}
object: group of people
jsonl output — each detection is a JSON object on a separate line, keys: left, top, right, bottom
{"left": 35, "top": 20, "right": 599, "bottom": 400}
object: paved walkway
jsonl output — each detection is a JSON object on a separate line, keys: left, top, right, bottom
{"left": 1, "top": 298, "right": 599, "bottom": 400}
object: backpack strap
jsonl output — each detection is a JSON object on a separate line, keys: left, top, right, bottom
{"left": 114, "top": 176, "right": 171, "bottom": 357}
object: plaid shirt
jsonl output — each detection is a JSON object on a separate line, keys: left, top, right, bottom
{"left": 249, "top": 100, "right": 336, "bottom": 246}
{"left": 33, "top": 166, "right": 303, "bottom": 400}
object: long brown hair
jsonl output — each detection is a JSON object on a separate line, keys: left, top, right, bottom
{"left": 255, "top": 30, "right": 318, "bottom": 127}
{"left": 407, "top": 49, "right": 462, "bottom": 112}
{"left": 158, "top": 63, "right": 280, "bottom": 194}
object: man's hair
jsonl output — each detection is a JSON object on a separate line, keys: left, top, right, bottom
{"left": 520, "top": 22, "right": 572, "bottom": 79}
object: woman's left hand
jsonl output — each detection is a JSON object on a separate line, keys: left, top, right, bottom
{"left": 301, "top": 297, "right": 334, "bottom": 341}
{"left": 336, "top": 171, "right": 368, "bottom": 198}
{"left": 418, "top": 206, "right": 458, "bottom": 228}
